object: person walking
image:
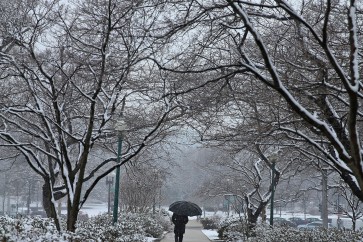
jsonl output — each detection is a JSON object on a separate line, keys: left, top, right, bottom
{"left": 172, "top": 213, "right": 188, "bottom": 242}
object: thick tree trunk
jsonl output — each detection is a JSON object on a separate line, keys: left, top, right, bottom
{"left": 67, "top": 204, "right": 79, "bottom": 232}
{"left": 42, "top": 182, "right": 61, "bottom": 231}
{"left": 246, "top": 208, "right": 258, "bottom": 237}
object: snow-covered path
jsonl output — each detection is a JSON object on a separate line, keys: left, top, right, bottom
{"left": 160, "top": 220, "right": 211, "bottom": 242}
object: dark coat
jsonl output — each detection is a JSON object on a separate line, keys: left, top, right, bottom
{"left": 172, "top": 213, "right": 188, "bottom": 234}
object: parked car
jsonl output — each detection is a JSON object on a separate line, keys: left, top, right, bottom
{"left": 305, "top": 217, "right": 321, "bottom": 223}
{"left": 273, "top": 217, "right": 297, "bottom": 227}
{"left": 298, "top": 221, "right": 332, "bottom": 230}
{"left": 288, "top": 217, "right": 306, "bottom": 226}
{"left": 273, "top": 217, "right": 287, "bottom": 222}
{"left": 31, "top": 210, "right": 47, "bottom": 218}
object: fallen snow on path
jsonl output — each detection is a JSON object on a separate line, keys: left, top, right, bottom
{"left": 146, "top": 238, "right": 158, "bottom": 242}
{"left": 202, "top": 229, "right": 219, "bottom": 240}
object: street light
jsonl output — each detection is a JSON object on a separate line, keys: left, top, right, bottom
{"left": 113, "top": 119, "right": 127, "bottom": 224}
{"left": 269, "top": 154, "right": 277, "bottom": 227}
{"left": 152, "top": 169, "right": 158, "bottom": 214}
{"left": 225, "top": 179, "right": 232, "bottom": 217}
{"left": 27, "top": 180, "right": 33, "bottom": 215}
{"left": 106, "top": 172, "right": 115, "bottom": 216}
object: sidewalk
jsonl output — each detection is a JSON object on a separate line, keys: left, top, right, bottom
{"left": 160, "top": 220, "right": 211, "bottom": 242}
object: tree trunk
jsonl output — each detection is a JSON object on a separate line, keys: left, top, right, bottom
{"left": 67, "top": 204, "right": 79, "bottom": 232}
{"left": 42, "top": 182, "right": 61, "bottom": 231}
{"left": 246, "top": 208, "right": 258, "bottom": 237}
{"left": 261, "top": 206, "right": 266, "bottom": 223}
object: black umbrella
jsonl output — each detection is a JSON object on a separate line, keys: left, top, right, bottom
{"left": 169, "top": 201, "right": 202, "bottom": 216}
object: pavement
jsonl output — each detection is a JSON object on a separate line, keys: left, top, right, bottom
{"left": 160, "top": 220, "right": 211, "bottom": 242}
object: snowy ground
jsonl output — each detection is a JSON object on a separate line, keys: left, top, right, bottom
{"left": 80, "top": 202, "right": 108, "bottom": 217}
{"left": 76, "top": 203, "right": 363, "bottom": 238}
{"left": 202, "top": 229, "right": 219, "bottom": 240}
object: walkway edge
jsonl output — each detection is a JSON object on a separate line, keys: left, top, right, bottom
{"left": 201, "top": 229, "right": 225, "bottom": 241}
{"left": 152, "top": 231, "right": 169, "bottom": 241}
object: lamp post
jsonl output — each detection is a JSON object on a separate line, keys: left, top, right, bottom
{"left": 106, "top": 172, "right": 115, "bottom": 216}
{"left": 152, "top": 169, "right": 158, "bottom": 214}
{"left": 113, "top": 120, "right": 127, "bottom": 224}
{"left": 269, "top": 155, "right": 277, "bottom": 227}
{"left": 27, "top": 180, "right": 32, "bottom": 215}
{"left": 321, "top": 168, "right": 328, "bottom": 229}
{"left": 225, "top": 179, "right": 232, "bottom": 217}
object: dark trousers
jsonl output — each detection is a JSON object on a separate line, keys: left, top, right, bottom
{"left": 174, "top": 232, "right": 183, "bottom": 242}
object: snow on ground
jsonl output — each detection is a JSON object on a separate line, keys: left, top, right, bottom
{"left": 202, "top": 229, "right": 219, "bottom": 240}
{"left": 80, "top": 203, "right": 108, "bottom": 217}
{"left": 146, "top": 238, "right": 159, "bottom": 242}
{"left": 71, "top": 203, "right": 363, "bottom": 237}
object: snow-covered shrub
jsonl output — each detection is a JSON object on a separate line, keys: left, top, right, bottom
{"left": 217, "top": 218, "right": 363, "bottom": 242}
{"left": 249, "top": 226, "right": 363, "bottom": 242}
{"left": 75, "top": 213, "right": 146, "bottom": 241}
{"left": 74, "top": 212, "right": 169, "bottom": 240}
{"left": 75, "top": 214, "right": 121, "bottom": 241}
{"left": 0, "top": 216, "right": 64, "bottom": 242}
{"left": 155, "top": 212, "right": 172, "bottom": 233}
{"left": 0, "top": 211, "right": 168, "bottom": 241}
{"left": 218, "top": 216, "right": 248, "bottom": 240}
{"left": 256, "top": 228, "right": 363, "bottom": 242}
{"left": 140, "top": 214, "right": 167, "bottom": 238}
{"left": 200, "top": 216, "right": 220, "bottom": 229}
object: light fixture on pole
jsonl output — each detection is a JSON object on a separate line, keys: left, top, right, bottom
{"left": 113, "top": 119, "right": 127, "bottom": 224}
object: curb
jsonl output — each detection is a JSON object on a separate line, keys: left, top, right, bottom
{"left": 201, "top": 229, "right": 225, "bottom": 242}
{"left": 152, "top": 231, "right": 169, "bottom": 242}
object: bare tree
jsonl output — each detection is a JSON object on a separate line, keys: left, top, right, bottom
{"left": 0, "top": 0, "right": 182, "bottom": 231}
{"left": 152, "top": 1, "right": 363, "bottom": 202}
{"left": 197, "top": 147, "right": 298, "bottom": 236}
{"left": 121, "top": 163, "right": 166, "bottom": 214}
{"left": 331, "top": 178, "right": 363, "bottom": 230}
